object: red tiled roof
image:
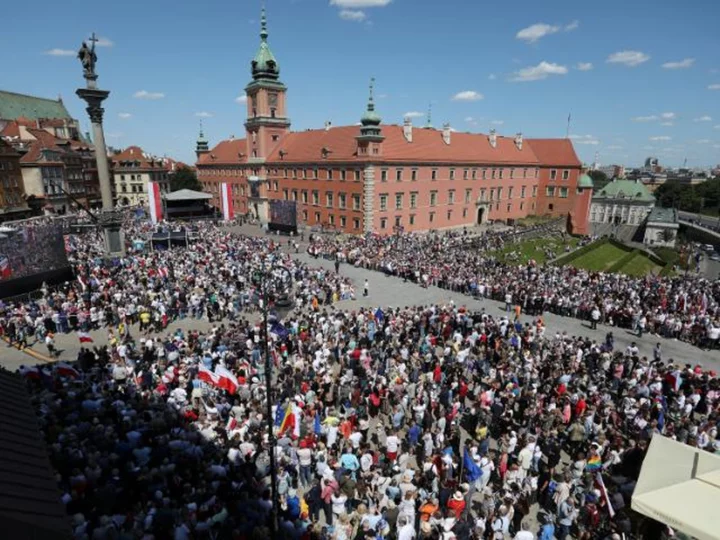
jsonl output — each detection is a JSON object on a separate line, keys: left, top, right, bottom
{"left": 263, "top": 125, "right": 541, "bottom": 165}
{"left": 112, "top": 145, "right": 171, "bottom": 170}
{"left": 0, "top": 121, "right": 20, "bottom": 138}
{"left": 525, "top": 138, "right": 581, "bottom": 167}
{"left": 197, "top": 139, "right": 248, "bottom": 165}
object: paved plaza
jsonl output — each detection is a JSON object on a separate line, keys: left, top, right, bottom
{"left": 2, "top": 224, "right": 719, "bottom": 375}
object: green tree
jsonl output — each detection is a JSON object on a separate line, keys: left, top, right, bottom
{"left": 588, "top": 170, "right": 610, "bottom": 190}
{"left": 169, "top": 166, "right": 202, "bottom": 192}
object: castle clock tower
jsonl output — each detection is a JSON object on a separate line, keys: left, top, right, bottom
{"left": 244, "top": 7, "right": 290, "bottom": 161}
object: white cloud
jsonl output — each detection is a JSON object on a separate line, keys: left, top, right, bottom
{"left": 575, "top": 62, "right": 593, "bottom": 71}
{"left": 643, "top": 145, "right": 655, "bottom": 150}
{"left": 490, "top": 120, "right": 504, "bottom": 125}
{"left": 44, "top": 48, "right": 75, "bottom": 56}
{"left": 376, "top": 93, "right": 388, "bottom": 99}
{"left": 133, "top": 90, "right": 165, "bottom": 100}
{"left": 606, "top": 50, "right": 650, "bottom": 67}
{"left": 606, "top": 145, "right": 623, "bottom": 150}
{"left": 649, "top": 136, "right": 671, "bottom": 141}
{"left": 235, "top": 94, "right": 248, "bottom": 104}
{"left": 452, "top": 90, "right": 483, "bottom": 101}
{"left": 569, "top": 134, "right": 599, "bottom": 145}
{"left": 404, "top": 111, "right": 424, "bottom": 118}
{"left": 510, "top": 61, "right": 568, "bottom": 82}
{"left": 93, "top": 36, "right": 114, "bottom": 47}
{"left": 195, "top": 111, "right": 213, "bottom": 118}
{"left": 696, "top": 139, "right": 712, "bottom": 144}
{"left": 516, "top": 23, "right": 560, "bottom": 43}
{"left": 632, "top": 115, "right": 659, "bottom": 122}
{"left": 694, "top": 115, "right": 712, "bottom": 122}
{"left": 339, "top": 9, "right": 366, "bottom": 21}
{"left": 660, "top": 122, "right": 674, "bottom": 126}
{"left": 565, "top": 20, "right": 580, "bottom": 31}
{"left": 329, "top": 0, "right": 390, "bottom": 7}
{"left": 662, "top": 58, "right": 694, "bottom": 69}
{"left": 661, "top": 112, "right": 676, "bottom": 119}
{"left": 488, "top": 74, "right": 497, "bottom": 80}
{"left": 714, "top": 144, "right": 720, "bottom": 149}
{"left": 118, "top": 113, "right": 132, "bottom": 119}
{"left": 709, "top": 84, "right": 720, "bottom": 90}
{"left": 464, "top": 116, "right": 475, "bottom": 123}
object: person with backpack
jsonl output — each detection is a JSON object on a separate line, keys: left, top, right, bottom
{"left": 491, "top": 505, "right": 510, "bottom": 539}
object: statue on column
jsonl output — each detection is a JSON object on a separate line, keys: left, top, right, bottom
{"left": 77, "top": 34, "right": 98, "bottom": 79}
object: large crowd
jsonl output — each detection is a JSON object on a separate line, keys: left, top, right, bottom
{"left": 307, "top": 227, "right": 720, "bottom": 349}
{"left": 2, "top": 216, "right": 719, "bottom": 540}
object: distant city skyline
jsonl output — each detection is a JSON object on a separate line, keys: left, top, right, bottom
{"left": 2, "top": 0, "right": 718, "bottom": 166}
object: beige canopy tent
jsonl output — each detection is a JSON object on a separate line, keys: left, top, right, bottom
{"left": 632, "top": 435, "right": 720, "bottom": 540}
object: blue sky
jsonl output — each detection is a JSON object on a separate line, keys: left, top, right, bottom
{"left": 2, "top": 0, "right": 719, "bottom": 167}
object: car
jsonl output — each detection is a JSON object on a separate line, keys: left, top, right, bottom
{"left": 703, "top": 244, "right": 716, "bottom": 252}
{"left": 710, "top": 253, "right": 720, "bottom": 262}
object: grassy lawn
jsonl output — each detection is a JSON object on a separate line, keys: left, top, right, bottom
{"left": 617, "top": 252, "right": 662, "bottom": 276}
{"left": 492, "top": 236, "right": 581, "bottom": 265}
{"left": 569, "top": 243, "right": 628, "bottom": 272}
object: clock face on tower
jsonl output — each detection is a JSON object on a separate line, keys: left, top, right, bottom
{"left": 268, "top": 92, "right": 278, "bottom": 108}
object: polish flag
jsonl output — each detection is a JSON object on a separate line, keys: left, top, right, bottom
{"left": 55, "top": 362, "right": 81, "bottom": 379}
{"left": 148, "top": 182, "right": 163, "bottom": 224}
{"left": 198, "top": 364, "right": 219, "bottom": 386}
{"left": 214, "top": 365, "right": 239, "bottom": 395}
{"left": 221, "top": 183, "right": 234, "bottom": 221}
{"left": 78, "top": 331, "right": 93, "bottom": 343}
{"left": 595, "top": 472, "right": 615, "bottom": 518}
{"left": 226, "top": 416, "right": 239, "bottom": 433}
{"left": 19, "top": 366, "right": 40, "bottom": 380}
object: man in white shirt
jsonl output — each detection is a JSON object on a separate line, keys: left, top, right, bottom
{"left": 398, "top": 515, "right": 416, "bottom": 540}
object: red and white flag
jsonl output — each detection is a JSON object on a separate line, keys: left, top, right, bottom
{"left": 221, "top": 182, "right": 234, "bottom": 221}
{"left": 226, "top": 416, "right": 239, "bottom": 433}
{"left": 19, "top": 366, "right": 40, "bottom": 380}
{"left": 198, "top": 364, "right": 219, "bottom": 386}
{"left": 214, "top": 364, "right": 239, "bottom": 395}
{"left": 77, "top": 331, "right": 93, "bottom": 343}
{"left": 148, "top": 181, "right": 163, "bottom": 224}
{"left": 55, "top": 362, "right": 81, "bottom": 379}
{"left": 595, "top": 472, "right": 615, "bottom": 518}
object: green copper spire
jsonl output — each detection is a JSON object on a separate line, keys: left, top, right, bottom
{"left": 361, "top": 77, "right": 381, "bottom": 126}
{"left": 425, "top": 103, "right": 433, "bottom": 128}
{"left": 358, "top": 77, "right": 384, "bottom": 142}
{"left": 251, "top": 4, "right": 280, "bottom": 81}
{"left": 196, "top": 119, "right": 209, "bottom": 154}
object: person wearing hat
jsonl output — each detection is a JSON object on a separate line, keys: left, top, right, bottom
{"left": 446, "top": 490, "right": 466, "bottom": 519}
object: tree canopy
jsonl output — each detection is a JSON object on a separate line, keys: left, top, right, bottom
{"left": 588, "top": 170, "right": 610, "bottom": 191}
{"left": 655, "top": 176, "right": 720, "bottom": 214}
{"left": 169, "top": 166, "right": 202, "bottom": 192}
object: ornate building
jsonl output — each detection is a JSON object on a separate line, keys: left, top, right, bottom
{"left": 0, "top": 139, "right": 29, "bottom": 221}
{"left": 111, "top": 146, "right": 172, "bottom": 206}
{"left": 197, "top": 10, "right": 585, "bottom": 234}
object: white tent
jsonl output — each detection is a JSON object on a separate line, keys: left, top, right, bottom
{"left": 632, "top": 435, "right": 720, "bottom": 540}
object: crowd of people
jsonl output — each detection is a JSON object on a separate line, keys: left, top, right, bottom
{"left": 2, "top": 216, "right": 719, "bottom": 540}
{"left": 307, "top": 227, "right": 720, "bottom": 349}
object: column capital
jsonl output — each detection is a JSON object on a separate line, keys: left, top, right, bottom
{"left": 76, "top": 88, "right": 110, "bottom": 124}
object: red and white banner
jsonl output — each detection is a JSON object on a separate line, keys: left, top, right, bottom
{"left": 198, "top": 364, "right": 219, "bottom": 386}
{"left": 55, "top": 362, "right": 81, "bottom": 379}
{"left": 148, "top": 181, "right": 163, "bottom": 224}
{"left": 214, "top": 364, "right": 239, "bottom": 395}
{"left": 220, "top": 182, "right": 234, "bottom": 221}
{"left": 77, "top": 331, "right": 94, "bottom": 343}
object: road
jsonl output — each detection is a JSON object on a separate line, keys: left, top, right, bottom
{"left": 678, "top": 210, "right": 720, "bottom": 232}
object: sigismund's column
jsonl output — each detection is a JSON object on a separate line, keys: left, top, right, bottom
{"left": 75, "top": 33, "right": 124, "bottom": 255}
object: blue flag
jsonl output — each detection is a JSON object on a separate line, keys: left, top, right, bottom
{"left": 375, "top": 307, "right": 384, "bottom": 324}
{"left": 314, "top": 412, "right": 322, "bottom": 435}
{"left": 271, "top": 321, "right": 289, "bottom": 340}
{"left": 463, "top": 448, "right": 482, "bottom": 482}
{"left": 274, "top": 402, "right": 285, "bottom": 427}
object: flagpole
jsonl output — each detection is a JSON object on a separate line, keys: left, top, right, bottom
{"left": 566, "top": 113, "right": 571, "bottom": 139}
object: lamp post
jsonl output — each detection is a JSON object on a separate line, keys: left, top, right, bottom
{"left": 255, "top": 262, "right": 293, "bottom": 537}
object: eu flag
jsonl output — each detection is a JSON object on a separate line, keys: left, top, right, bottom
{"left": 314, "top": 412, "right": 322, "bottom": 435}
{"left": 274, "top": 402, "right": 285, "bottom": 427}
{"left": 463, "top": 448, "right": 482, "bottom": 482}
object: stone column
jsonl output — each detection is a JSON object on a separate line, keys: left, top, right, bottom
{"left": 76, "top": 86, "right": 124, "bottom": 255}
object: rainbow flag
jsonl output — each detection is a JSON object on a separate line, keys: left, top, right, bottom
{"left": 279, "top": 404, "right": 295, "bottom": 435}
{"left": 586, "top": 455, "right": 602, "bottom": 471}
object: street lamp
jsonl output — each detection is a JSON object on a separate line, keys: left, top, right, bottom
{"left": 253, "top": 262, "right": 294, "bottom": 537}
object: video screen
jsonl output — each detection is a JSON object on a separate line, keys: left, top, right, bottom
{"left": 269, "top": 200, "right": 297, "bottom": 227}
{"left": 0, "top": 222, "right": 71, "bottom": 282}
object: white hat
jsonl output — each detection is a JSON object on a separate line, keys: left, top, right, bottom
{"left": 452, "top": 491, "right": 464, "bottom": 501}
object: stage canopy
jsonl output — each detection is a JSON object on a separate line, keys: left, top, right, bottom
{"left": 163, "top": 189, "right": 213, "bottom": 201}
{"left": 632, "top": 435, "right": 720, "bottom": 540}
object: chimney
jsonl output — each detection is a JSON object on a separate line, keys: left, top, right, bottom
{"left": 442, "top": 123, "right": 451, "bottom": 145}
{"left": 324, "top": 121, "right": 332, "bottom": 131}
{"left": 403, "top": 117, "right": 413, "bottom": 142}
{"left": 489, "top": 128, "right": 497, "bottom": 148}
{"left": 514, "top": 132, "right": 523, "bottom": 150}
